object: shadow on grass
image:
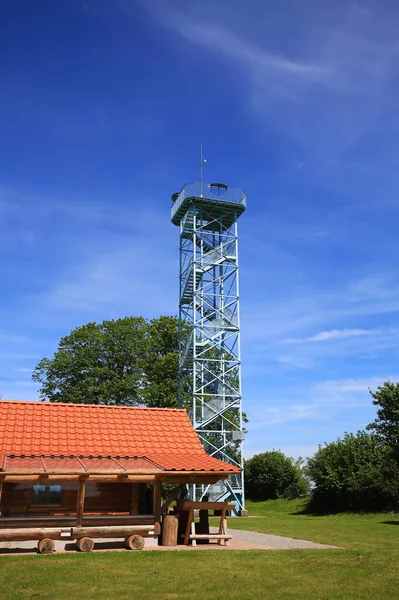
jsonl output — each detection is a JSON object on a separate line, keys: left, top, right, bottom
{"left": 382, "top": 521, "right": 399, "bottom": 525}
{"left": 291, "top": 505, "right": 399, "bottom": 517}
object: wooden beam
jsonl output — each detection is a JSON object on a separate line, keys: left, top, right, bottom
{"left": 0, "top": 515, "right": 155, "bottom": 529}
{"left": 158, "top": 475, "right": 222, "bottom": 485}
{"left": 1, "top": 469, "right": 161, "bottom": 476}
{"left": 0, "top": 477, "right": 4, "bottom": 517}
{"left": 184, "top": 508, "right": 194, "bottom": 546}
{"left": 177, "top": 500, "right": 235, "bottom": 511}
{"left": 73, "top": 525, "right": 154, "bottom": 539}
{"left": 153, "top": 480, "right": 161, "bottom": 530}
{"left": 160, "top": 484, "right": 184, "bottom": 514}
{"left": 189, "top": 534, "right": 232, "bottom": 540}
{"left": 130, "top": 484, "right": 139, "bottom": 515}
{"left": 76, "top": 477, "right": 86, "bottom": 527}
{"left": 3, "top": 474, "right": 157, "bottom": 484}
{"left": 1, "top": 469, "right": 234, "bottom": 478}
{"left": 0, "top": 528, "right": 67, "bottom": 542}
{"left": 215, "top": 508, "right": 229, "bottom": 546}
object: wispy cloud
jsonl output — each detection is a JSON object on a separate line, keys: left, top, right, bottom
{"left": 244, "top": 374, "right": 395, "bottom": 459}
{"left": 284, "top": 327, "right": 399, "bottom": 344}
{"left": 127, "top": 0, "right": 331, "bottom": 94}
{"left": 125, "top": 0, "right": 399, "bottom": 160}
{"left": 144, "top": 8, "right": 329, "bottom": 84}
{"left": 312, "top": 376, "right": 396, "bottom": 399}
{"left": 0, "top": 332, "right": 28, "bottom": 344}
{"left": 244, "top": 444, "right": 319, "bottom": 461}
{"left": 277, "top": 355, "right": 313, "bottom": 369}
{"left": 249, "top": 403, "right": 322, "bottom": 428}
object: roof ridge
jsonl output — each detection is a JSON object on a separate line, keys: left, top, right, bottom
{"left": 0, "top": 400, "right": 185, "bottom": 412}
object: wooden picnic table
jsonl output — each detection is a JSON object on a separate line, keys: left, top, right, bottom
{"left": 176, "top": 500, "right": 235, "bottom": 546}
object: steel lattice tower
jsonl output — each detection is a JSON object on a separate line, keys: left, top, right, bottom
{"left": 171, "top": 182, "right": 246, "bottom": 512}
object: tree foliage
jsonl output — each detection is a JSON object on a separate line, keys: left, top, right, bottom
{"left": 245, "top": 451, "right": 310, "bottom": 501}
{"left": 306, "top": 431, "right": 399, "bottom": 512}
{"left": 367, "top": 381, "right": 399, "bottom": 462}
{"left": 33, "top": 316, "right": 178, "bottom": 407}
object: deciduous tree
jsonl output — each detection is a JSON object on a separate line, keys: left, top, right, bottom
{"left": 33, "top": 316, "right": 178, "bottom": 407}
{"left": 367, "top": 381, "right": 399, "bottom": 462}
{"left": 245, "top": 451, "right": 309, "bottom": 501}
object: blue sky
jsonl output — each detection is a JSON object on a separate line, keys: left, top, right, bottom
{"left": 1, "top": 0, "right": 399, "bottom": 460}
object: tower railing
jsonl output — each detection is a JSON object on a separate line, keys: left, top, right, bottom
{"left": 171, "top": 182, "right": 246, "bottom": 221}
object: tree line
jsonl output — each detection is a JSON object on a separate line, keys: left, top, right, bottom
{"left": 31, "top": 316, "right": 399, "bottom": 513}
{"left": 245, "top": 383, "right": 399, "bottom": 512}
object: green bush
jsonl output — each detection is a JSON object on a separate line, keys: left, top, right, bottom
{"left": 306, "top": 431, "right": 399, "bottom": 512}
{"left": 245, "top": 451, "right": 310, "bottom": 501}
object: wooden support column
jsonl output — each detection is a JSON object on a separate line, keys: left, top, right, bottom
{"left": 0, "top": 477, "right": 4, "bottom": 517}
{"left": 184, "top": 508, "right": 194, "bottom": 546}
{"left": 217, "top": 508, "right": 228, "bottom": 546}
{"left": 130, "top": 484, "right": 139, "bottom": 515}
{"left": 76, "top": 477, "right": 87, "bottom": 527}
{"left": 153, "top": 480, "right": 161, "bottom": 535}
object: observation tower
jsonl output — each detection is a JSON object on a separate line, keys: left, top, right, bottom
{"left": 171, "top": 181, "right": 246, "bottom": 512}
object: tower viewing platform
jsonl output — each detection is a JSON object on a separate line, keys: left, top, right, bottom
{"left": 171, "top": 182, "right": 246, "bottom": 227}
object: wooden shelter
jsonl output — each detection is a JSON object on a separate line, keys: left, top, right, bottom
{"left": 0, "top": 401, "right": 239, "bottom": 552}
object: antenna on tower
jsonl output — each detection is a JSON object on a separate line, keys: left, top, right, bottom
{"left": 199, "top": 144, "right": 206, "bottom": 196}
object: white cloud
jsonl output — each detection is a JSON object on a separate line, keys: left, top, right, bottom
{"left": 246, "top": 375, "right": 394, "bottom": 428}
{"left": 47, "top": 234, "right": 177, "bottom": 316}
{"left": 154, "top": 12, "right": 329, "bottom": 84}
{"left": 312, "top": 376, "right": 395, "bottom": 399}
{"left": 128, "top": 0, "right": 332, "bottom": 98}
{"left": 124, "top": 0, "right": 399, "bottom": 160}
{"left": 0, "top": 332, "right": 29, "bottom": 344}
{"left": 242, "top": 272, "right": 399, "bottom": 347}
{"left": 0, "top": 380, "right": 39, "bottom": 401}
{"left": 284, "top": 327, "right": 398, "bottom": 344}
{"left": 248, "top": 403, "right": 322, "bottom": 429}
{"left": 0, "top": 354, "right": 40, "bottom": 360}
{"left": 243, "top": 445, "right": 318, "bottom": 461}
{"left": 277, "top": 355, "right": 313, "bottom": 369}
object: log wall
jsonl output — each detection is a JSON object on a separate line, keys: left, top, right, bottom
{"left": 1, "top": 482, "right": 148, "bottom": 518}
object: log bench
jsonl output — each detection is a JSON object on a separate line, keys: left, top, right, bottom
{"left": 0, "top": 522, "right": 158, "bottom": 553}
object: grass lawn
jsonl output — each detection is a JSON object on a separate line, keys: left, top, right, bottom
{"left": 0, "top": 500, "right": 398, "bottom": 600}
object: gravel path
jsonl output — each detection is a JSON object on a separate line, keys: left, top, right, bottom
{"left": 228, "top": 528, "right": 338, "bottom": 550}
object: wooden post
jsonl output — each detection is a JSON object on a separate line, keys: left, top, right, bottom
{"left": 217, "top": 508, "right": 227, "bottom": 546}
{"left": 198, "top": 507, "right": 210, "bottom": 542}
{"left": 153, "top": 480, "right": 161, "bottom": 536}
{"left": 184, "top": 508, "right": 194, "bottom": 546}
{"left": 161, "top": 514, "right": 179, "bottom": 546}
{"left": 0, "top": 478, "right": 4, "bottom": 517}
{"left": 190, "top": 514, "right": 197, "bottom": 547}
{"left": 130, "top": 484, "right": 139, "bottom": 515}
{"left": 76, "top": 477, "right": 86, "bottom": 527}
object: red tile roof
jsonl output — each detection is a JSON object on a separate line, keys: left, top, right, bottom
{"left": 0, "top": 400, "right": 239, "bottom": 473}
